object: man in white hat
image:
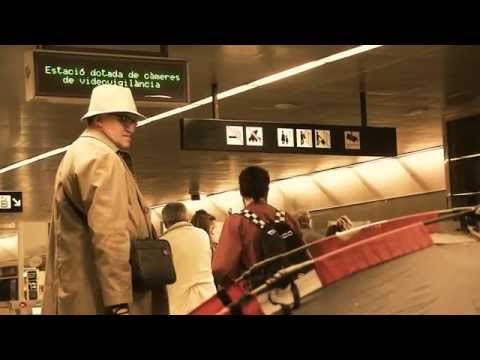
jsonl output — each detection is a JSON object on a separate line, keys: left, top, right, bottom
{"left": 42, "top": 85, "right": 168, "bottom": 315}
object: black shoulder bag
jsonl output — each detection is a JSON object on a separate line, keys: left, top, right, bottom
{"left": 130, "top": 207, "right": 176, "bottom": 291}
{"left": 131, "top": 237, "right": 176, "bottom": 291}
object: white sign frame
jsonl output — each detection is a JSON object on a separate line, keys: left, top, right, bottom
{"left": 277, "top": 128, "right": 294, "bottom": 148}
{"left": 296, "top": 129, "right": 313, "bottom": 148}
{"left": 315, "top": 129, "right": 332, "bottom": 149}
{"left": 226, "top": 125, "right": 244, "bottom": 146}
{"left": 246, "top": 126, "right": 264, "bottom": 146}
{"left": 345, "top": 130, "right": 361, "bottom": 150}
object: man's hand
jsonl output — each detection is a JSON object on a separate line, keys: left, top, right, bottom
{"left": 336, "top": 216, "right": 353, "bottom": 232}
{"left": 108, "top": 303, "right": 130, "bottom": 315}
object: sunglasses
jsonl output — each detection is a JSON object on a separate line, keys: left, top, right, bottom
{"left": 113, "top": 114, "right": 137, "bottom": 127}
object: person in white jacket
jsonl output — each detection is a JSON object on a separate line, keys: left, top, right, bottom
{"left": 161, "top": 202, "right": 217, "bottom": 315}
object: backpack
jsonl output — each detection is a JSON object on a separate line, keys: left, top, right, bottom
{"left": 240, "top": 208, "right": 309, "bottom": 289}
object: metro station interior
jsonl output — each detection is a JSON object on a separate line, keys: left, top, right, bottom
{"left": 1, "top": 45, "right": 480, "bottom": 315}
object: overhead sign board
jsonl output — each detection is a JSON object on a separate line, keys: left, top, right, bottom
{"left": 25, "top": 49, "right": 189, "bottom": 105}
{"left": 0, "top": 192, "right": 23, "bottom": 213}
{"left": 181, "top": 119, "right": 397, "bottom": 157}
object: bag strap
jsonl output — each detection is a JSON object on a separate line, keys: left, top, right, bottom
{"left": 240, "top": 208, "right": 287, "bottom": 229}
{"left": 137, "top": 191, "right": 155, "bottom": 239}
{"left": 116, "top": 150, "right": 155, "bottom": 239}
{"left": 274, "top": 209, "right": 286, "bottom": 223}
{"left": 217, "top": 287, "right": 233, "bottom": 307}
{"left": 240, "top": 209, "right": 267, "bottom": 229}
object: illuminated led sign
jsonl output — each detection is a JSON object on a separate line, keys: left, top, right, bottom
{"left": 25, "top": 49, "right": 189, "bottom": 105}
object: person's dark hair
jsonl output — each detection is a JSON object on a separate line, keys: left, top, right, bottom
{"left": 239, "top": 166, "right": 270, "bottom": 202}
{"left": 191, "top": 209, "right": 215, "bottom": 239}
{"left": 162, "top": 202, "right": 188, "bottom": 228}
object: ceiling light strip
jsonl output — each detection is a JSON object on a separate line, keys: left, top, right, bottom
{"left": 0, "top": 45, "right": 383, "bottom": 174}
{"left": 0, "top": 146, "right": 71, "bottom": 175}
{"left": 137, "top": 97, "right": 213, "bottom": 127}
{"left": 246, "top": 45, "right": 384, "bottom": 88}
{"left": 138, "top": 45, "right": 383, "bottom": 127}
{"left": 448, "top": 153, "right": 480, "bottom": 162}
{"left": 450, "top": 191, "right": 480, "bottom": 197}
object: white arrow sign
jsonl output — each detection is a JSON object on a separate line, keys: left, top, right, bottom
{"left": 0, "top": 192, "right": 23, "bottom": 212}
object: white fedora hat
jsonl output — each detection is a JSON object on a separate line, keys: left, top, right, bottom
{"left": 80, "top": 84, "right": 146, "bottom": 122}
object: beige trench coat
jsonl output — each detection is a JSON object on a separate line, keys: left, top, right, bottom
{"left": 42, "top": 128, "right": 168, "bottom": 315}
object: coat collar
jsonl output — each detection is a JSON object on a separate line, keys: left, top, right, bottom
{"left": 80, "top": 128, "right": 121, "bottom": 153}
{"left": 163, "top": 221, "right": 193, "bottom": 236}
